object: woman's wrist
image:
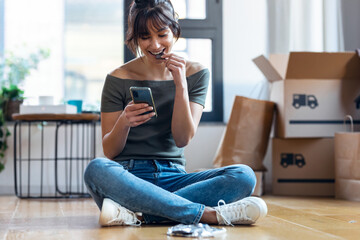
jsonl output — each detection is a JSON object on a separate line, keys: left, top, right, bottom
{"left": 174, "top": 76, "right": 188, "bottom": 89}
{"left": 117, "top": 111, "right": 131, "bottom": 130}
{"left": 175, "top": 84, "right": 188, "bottom": 97}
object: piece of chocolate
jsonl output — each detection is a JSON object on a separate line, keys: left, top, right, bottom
{"left": 155, "top": 52, "right": 164, "bottom": 59}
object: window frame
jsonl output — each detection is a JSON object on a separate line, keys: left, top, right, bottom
{"left": 123, "top": 0, "right": 223, "bottom": 122}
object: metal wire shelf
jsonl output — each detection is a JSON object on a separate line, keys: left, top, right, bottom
{"left": 12, "top": 114, "right": 99, "bottom": 199}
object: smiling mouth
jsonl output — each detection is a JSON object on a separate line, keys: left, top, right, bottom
{"left": 149, "top": 49, "right": 165, "bottom": 59}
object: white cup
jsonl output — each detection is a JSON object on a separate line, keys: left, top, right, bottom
{"left": 38, "top": 96, "right": 54, "bottom": 105}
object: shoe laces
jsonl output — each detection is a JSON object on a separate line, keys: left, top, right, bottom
{"left": 216, "top": 200, "right": 250, "bottom": 226}
{"left": 108, "top": 207, "right": 142, "bottom": 226}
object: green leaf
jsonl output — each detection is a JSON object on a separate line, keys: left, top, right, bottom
{"left": 0, "top": 162, "right": 4, "bottom": 172}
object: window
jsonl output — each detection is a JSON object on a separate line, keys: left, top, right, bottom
{"left": 2, "top": 0, "right": 124, "bottom": 110}
{"left": 3, "top": 0, "right": 65, "bottom": 102}
{"left": 173, "top": 0, "right": 206, "bottom": 19}
{"left": 124, "top": 0, "right": 223, "bottom": 122}
{"left": 64, "top": 0, "right": 124, "bottom": 111}
{"left": 172, "top": 38, "right": 213, "bottom": 113}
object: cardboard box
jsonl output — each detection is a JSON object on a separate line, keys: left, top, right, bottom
{"left": 272, "top": 138, "right": 334, "bottom": 196}
{"left": 253, "top": 52, "right": 360, "bottom": 138}
{"left": 20, "top": 104, "right": 77, "bottom": 114}
{"left": 252, "top": 171, "right": 265, "bottom": 196}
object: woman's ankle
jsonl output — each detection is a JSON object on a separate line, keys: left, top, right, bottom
{"left": 200, "top": 207, "right": 218, "bottom": 224}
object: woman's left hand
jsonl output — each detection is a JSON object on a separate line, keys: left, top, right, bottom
{"left": 162, "top": 53, "right": 187, "bottom": 88}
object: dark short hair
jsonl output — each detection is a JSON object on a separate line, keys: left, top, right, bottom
{"left": 126, "top": 0, "right": 181, "bottom": 56}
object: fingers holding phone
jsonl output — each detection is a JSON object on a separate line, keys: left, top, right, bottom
{"left": 123, "top": 101, "right": 155, "bottom": 127}
{"left": 125, "top": 87, "right": 158, "bottom": 127}
{"left": 129, "top": 87, "right": 157, "bottom": 115}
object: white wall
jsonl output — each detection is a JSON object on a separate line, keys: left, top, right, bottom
{"left": 184, "top": 124, "right": 225, "bottom": 171}
{"left": 223, "top": 0, "right": 269, "bottom": 121}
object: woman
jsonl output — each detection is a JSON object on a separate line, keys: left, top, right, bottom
{"left": 84, "top": 0, "right": 267, "bottom": 227}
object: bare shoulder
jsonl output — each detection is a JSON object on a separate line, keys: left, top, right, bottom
{"left": 186, "top": 61, "right": 207, "bottom": 77}
{"left": 109, "top": 67, "right": 129, "bottom": 79}
{"left": 109, "top": 58, "right": 143, "bottom": 79}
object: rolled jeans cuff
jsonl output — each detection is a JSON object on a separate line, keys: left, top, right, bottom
{"left": 192, "top": 204, "right": 205, "bottom": 224}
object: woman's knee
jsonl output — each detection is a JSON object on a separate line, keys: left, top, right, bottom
{"left": 222, "top": 164, "right": 257, "bottom": 194}
{"left": 84, "top": 157, "right": 112, "bottom": 185}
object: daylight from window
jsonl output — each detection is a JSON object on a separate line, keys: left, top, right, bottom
{"left": 3, "top": 0, "right": 212, "bottom": 112}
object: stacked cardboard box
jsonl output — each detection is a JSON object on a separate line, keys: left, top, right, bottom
{"left": 254, "top": 52, "right": 360, "bottom": 196}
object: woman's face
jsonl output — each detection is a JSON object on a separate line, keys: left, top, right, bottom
{"left": 138, "top": 22, "right": 174, "bottom": 63}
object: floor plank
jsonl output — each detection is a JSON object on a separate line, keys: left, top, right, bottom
{"left": 1, "top": 195, "right": 360, "bottom": 240}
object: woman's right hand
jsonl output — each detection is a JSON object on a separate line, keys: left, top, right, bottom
{"left": 122, "top": 101, "right": 155, "bottom": 127}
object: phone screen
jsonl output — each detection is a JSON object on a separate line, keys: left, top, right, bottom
{"left": 129, "top": 87, "right": 158, "bottom": 117}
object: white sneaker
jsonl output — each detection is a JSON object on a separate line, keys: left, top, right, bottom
{"left": 214, "top": 197, "right": 267, "bottom": 225}
{"left": 99, "top": 198, "right": 142, "bottom": 227}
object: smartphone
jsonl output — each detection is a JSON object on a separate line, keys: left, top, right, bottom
{"left": 129, "top": 86, "right": 158, "bottom": 117}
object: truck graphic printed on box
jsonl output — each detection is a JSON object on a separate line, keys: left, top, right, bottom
{"left": 281, "top": 153, "right": 306, "bottom": 168}
{"left": 292, "top": 94, "right": 318, "bottom": 109}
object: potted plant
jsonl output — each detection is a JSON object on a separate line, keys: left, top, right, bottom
{"left": 0, "top": 49, "right": 49, "bottom": 172}
{"left": 1, "top": 85, "right": 25, "bottom": 120}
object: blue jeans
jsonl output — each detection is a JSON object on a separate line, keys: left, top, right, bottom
{"left": 84, "top": 158, "right": 256, "bottom": 224}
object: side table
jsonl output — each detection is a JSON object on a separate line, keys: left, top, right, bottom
{"left": 12, "top": 113, "right": 100, "bottom": 198}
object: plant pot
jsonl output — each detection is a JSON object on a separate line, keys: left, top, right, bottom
{"left": 5, "top": 100, "right": 23, "bottom": 121}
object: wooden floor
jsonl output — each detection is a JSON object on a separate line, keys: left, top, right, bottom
{"left": 1, "top": 195, "right": 360, "bottom": 240}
